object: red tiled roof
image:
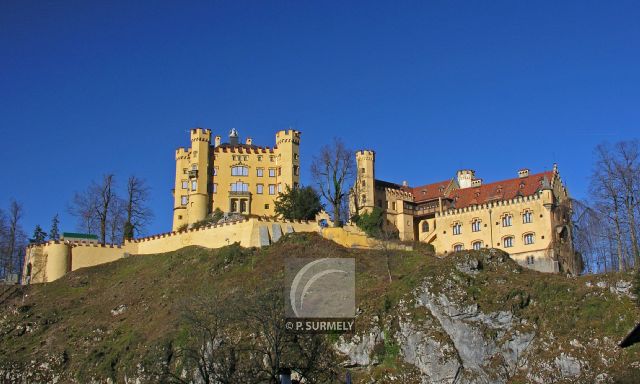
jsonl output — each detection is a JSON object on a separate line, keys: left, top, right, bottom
{"left": 447, "top": 171, "right": 554, "bottom": 209}
{"left": 405, "top": 180, "right": 453, "bottom": 202}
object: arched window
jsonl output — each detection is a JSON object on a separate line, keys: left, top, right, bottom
{"left": 422, "top": 221, "right": 429, "bottom": 232}
{"left": 472, "top": 241, "right": 483, "bottom": 250}
{"left": 26, "top": 263, "right": 32, "bottom": 277}
{"left": 524, "top": 233, "right": 535, "bottom": 245}
{"left": 502, "top": 214, "right": 513, "bottom": 227}
{"left": 503, "top": 236, "right": 514, "bottom": 248}
{"left": 452, "top": 222, "right": 462, "bottom": 235}
{"left": 453, "top": 243, "right": 464, "bottom": 252}
{"left": 471, "top": 219, "right": 481, "bottom": 232}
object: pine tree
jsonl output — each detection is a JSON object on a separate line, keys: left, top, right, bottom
{"left": 49, "top": 214, "right": 60, "bottom": 241}
{"left": 30, "top": 225, "right": 47, "bottom": 245}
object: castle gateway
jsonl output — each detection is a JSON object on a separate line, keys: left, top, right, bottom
{"left": 173, "top": 128, "right": 301, "bottom": 231}
{"left": 352, "top": 150, "right": 580, "bottom": 274}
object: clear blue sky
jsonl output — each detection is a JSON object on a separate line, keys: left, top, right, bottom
{"left": 1, "top": 1, "right": 638, "bottom": 237}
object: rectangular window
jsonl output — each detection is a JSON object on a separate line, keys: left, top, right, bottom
{"left": 213, "top": 183, "right": 217, "bottom": 193}
{"left": 213, "top": 167, "right": 218, "bottom": 176}
{"left": 392, "top": 202, "right": 396, "bottom": 211}
{"left": 278, "top": 183, "right": 282, "bottom": 193}
{"left": 264, "top": 204, "right": 270, "bottom": 209}
{"left": 258, "top": 155, "right": 263, "bottom": 161}
{"left": 278, "top": 167, "right": 282, "bottom": 176}
{"left": 257, "top": 184, "right": 264, "bottom": 194}
{"left": 230, "top": 182, "right": 249, "bottom": 192}
{"left": 453, "top": 224, "right": 461, "bottom": 235}
{"left": 293, "top": 165, "right": 299, "bottom": 176}
{"left": 181, "top": 180, "right": 188, "bottom": 189}
{"left": 257, "top": 168, "right": 264, "bottom": 177}
{"left": 523, "top": 211, "right": 532, "bottom": 224}
{"left": 232, "top": 166, "right": 248, "bottom": 176}
{"left": 191, "top": 180, "right": 197, "bottom": 191}
{"left": 472, "top": 220, "right": 481, "bottom": 232}
{"left": 269, "top": 168, "right": 276, "bottom": 177}
{"left": 502, "top": 215, "right": 512, "bottom": 227}
{"left": 181, "top": 196, "right": 188, "bottom": 205}
{"left": 268, "top": 184, "right": 276, "bottom": 195}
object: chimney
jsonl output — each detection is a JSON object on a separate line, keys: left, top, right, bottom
{"left": 214, "top": 136, "right": 221, "bottom": 147}
{"left": 229, "top": 128, "right": 239, "bottom": 146}
{"left": 246, "top": 137, "right": 253, "bottom": 145}
{"left": 456, "top": 169, "right": 475, "bottom": 189}
{"left": 518, "top": 169, "right": 530, "bottom": 178}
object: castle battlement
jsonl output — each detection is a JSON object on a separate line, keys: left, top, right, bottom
{"left": 436, "top": 191, "right": 544, "bottom": 217}
{"left": 190, "top": 128, "right": 211, "bottom": 142}
{"left": 276, "top": 129, "right": 301, "bottom": 145}
{"left": 382, "top": 187, "right": 413, "bottom": 200}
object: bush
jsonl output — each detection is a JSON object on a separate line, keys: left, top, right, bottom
{"left": 192, "top": 209, "right": 226, "bottom": 229}
{"left": 354, "top": 207, "right": 384, "bottom": 238}
{"left": 274, "top": 185, "right": 323, "bottom": 220}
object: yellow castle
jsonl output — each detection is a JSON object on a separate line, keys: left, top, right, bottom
{"left": 21, "top": 129, "right": 579, "bottom": 284}
{"left": 172, "top": 128, "right": 301, "bottom": 231}
{"left": 352, "top": 150, "right": 580, "bottom": 274}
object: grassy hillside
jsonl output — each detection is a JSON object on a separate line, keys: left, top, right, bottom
{"left": 1, "top": 233, "right": 639, "bottom": 383}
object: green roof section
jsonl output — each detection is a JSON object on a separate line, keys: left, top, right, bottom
{"left": 62, "top": 232, "right": 99, "bottom": 240}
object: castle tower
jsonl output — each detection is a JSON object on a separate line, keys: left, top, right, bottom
{"left": 187, "top": 128, "right": 211, "bottom": 226}
{"left": 173, "top": 146, "right": 190, "bottom": 231}
{"left": 355, "top": 150, "right": 376, "bottom": 213}
{"left": 275, "top": 130, "right": 301, "bottom": 190}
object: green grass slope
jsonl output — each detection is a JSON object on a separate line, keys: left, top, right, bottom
{"left": 0, "top": 233, "right": 638, "bottom": 383}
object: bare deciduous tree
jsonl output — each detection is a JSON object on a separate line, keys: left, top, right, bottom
{"left": 582, "top": 140, "right": 640, "bottom": 272}
{"left": 165, "top": 289, "right": 338, "bottom": 383}
{"left": 311, "top": 138, "right": 356, "bottom": 227}
{"left": 0, "top": 200, "right": 27, "bottom": 280}
{"left": 69, "top": 174, "right": 117, "bottom": 245}
{"left": 123, "top": 176, "right": 153, "bottom": 240}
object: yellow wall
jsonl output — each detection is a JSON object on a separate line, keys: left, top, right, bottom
{"left": 70, "top": 244, "right": 135, "bottom": 271}
{"left": 432, "top": 192, "right": 559, "bottom": 272}
{"left": 23, "top": 218, "right": 323, "bottom": 283}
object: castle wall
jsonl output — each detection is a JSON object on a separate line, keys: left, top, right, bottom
{"left": 23, "top": 218, "right": 323, "bottom": 283}
{"left": 70, "top": 243, "right": 136, "bottom": 271}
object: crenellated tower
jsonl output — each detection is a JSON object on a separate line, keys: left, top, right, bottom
{"left": 172, "top": 128, "right": 211, "bottom": 231}
{"left": 188, "top": 128, "right": 212, "bottom": 225}
{"left": 355, "top": 150, "right": 376, "bottom": 214}
{"left": 275, "top": 130, "right": 301, "bottom": 190}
